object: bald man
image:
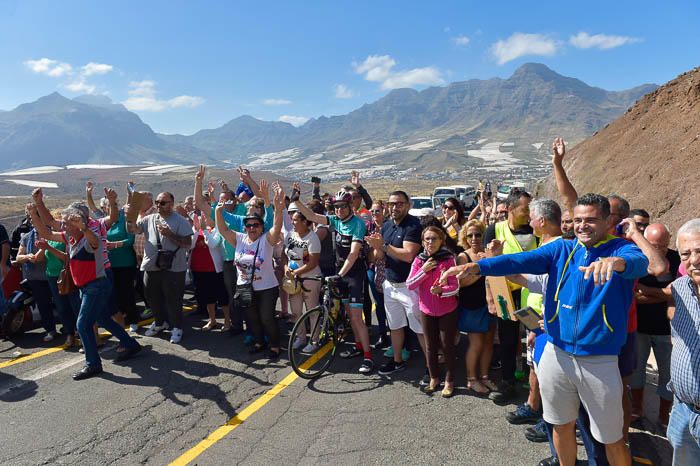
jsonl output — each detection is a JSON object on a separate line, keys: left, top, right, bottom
{"left": 631, "top": 223, "right": 681, "bottom": 426}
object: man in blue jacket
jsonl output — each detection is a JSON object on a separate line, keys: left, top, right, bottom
{"left": 442, "top": 193, "right": 649, "bottom": 466}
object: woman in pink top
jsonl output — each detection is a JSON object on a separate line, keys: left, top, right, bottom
{"left": 406, "top": 226, "right": 459, "bottom": 397}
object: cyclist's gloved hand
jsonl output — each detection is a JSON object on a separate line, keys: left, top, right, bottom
{"left": 327, "top": 274, "right": 344, "bottom": 284}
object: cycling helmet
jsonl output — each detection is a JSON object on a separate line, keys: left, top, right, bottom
{"left": 331, "top": 189, "right": 353, "bottom": 205}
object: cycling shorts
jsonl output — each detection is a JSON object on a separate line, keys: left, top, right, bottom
{"left": 340, "top": 270, "right": 366, "bottom": 309}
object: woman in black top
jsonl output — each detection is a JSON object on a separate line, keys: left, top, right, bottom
{"left": 456, "top": 220, "right": 497, "bottom": 396}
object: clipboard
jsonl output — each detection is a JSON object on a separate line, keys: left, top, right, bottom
{"left": 513, "top": 306, "right": 542, "bottom": 331}
{"left": 486, "top": 276, "right": 516, "bottom": 321}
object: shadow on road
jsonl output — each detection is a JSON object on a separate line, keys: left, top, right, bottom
{"left": 100, "top": 347, "right": 269, "bottom": 418}
{"left": 0, "top": 373, "right": 38, "bottom": 402}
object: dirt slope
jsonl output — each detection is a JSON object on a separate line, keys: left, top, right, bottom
{"left": 540, "top": 66, "right": 700, "bottom": 235}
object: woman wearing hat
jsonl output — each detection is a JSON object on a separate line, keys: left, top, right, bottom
{"left": 284, "top": 202, "right": 322, "bottom": 352}
{"left": 216, "top": 185, "right": 286, "bottom": 359}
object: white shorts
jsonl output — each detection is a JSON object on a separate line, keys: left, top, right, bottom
{"left": 538, "top": 342, "right": 624, "bottom": 444}
{"left": 383, "top": 281, "right": 423, "bottom": 334}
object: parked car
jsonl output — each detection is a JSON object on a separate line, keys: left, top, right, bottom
{"left": 409, "top": 196, "right": 438, "bottom": 218}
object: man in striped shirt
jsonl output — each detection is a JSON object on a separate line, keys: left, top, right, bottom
{"left": 667, "top": 218, "right": 700, "bottom": 466}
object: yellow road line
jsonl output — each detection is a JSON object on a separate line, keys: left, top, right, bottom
{"left": 170, "top": 342, "right": 333, "bottom": 466}
{"left": 0, "top": 305, "right": 196, "bottom": 370}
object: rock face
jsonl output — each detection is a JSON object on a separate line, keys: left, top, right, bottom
{"left": 539, "top": 66, "right": 700, "bottom": 235}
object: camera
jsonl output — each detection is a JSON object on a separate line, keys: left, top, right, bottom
{"left": 311, "top": 176, "right": 321, "bottom": 184}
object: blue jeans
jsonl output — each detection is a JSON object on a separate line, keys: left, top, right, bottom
{"left": 77, "top": 277, "right": 138, "bottom": 368}
{"left": 366, "top": 268, "right": 386, "bottom": 334}
{"left": 544, "top": 405, "right": 609, "bottom": 466}
{"left": 667, "top": 397, "right": 700, "bottom": 466}
{"left": 46, "top": 275, "right": 81, "bottom": 336}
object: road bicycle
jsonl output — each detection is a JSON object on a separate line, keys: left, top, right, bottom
{"left": 287, "top": 276, "right": 353, "bottom": 379}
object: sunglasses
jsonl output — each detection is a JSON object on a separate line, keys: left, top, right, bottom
{"left": 155, "top": 200, "right": 172, "bottom": 206}
{"left": 467, "top": 233, "right": 482, "bottom": 238}
{"left": 334, "top": 204, "right": 349, "bottom": 209}
{"left": 443, "top": 204, "right": 455, "bottom": 210}
{"left": 370, "top": 210, "right": 382, "bottom": 214}
{"left": 387, "top": 201, "right": 406, "bottom": 207}
{"left": 244, "top": 223, "right": 262, "bottom": 229}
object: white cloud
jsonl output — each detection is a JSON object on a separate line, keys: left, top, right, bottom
{"left": 122, "top": 80, "right": 204, "bottom": 112}
{"left": 354, "top": 55, "right": 396, "bottom": 82}
{"left": 278, "top": 115, "right": 309, "bottom": 127}
{"left": 453, "top": 35, "right": 470, "bottom": 46}
{"left": 381, "top": 67, "right": 445, "bottom": 90}
{"left": 81, "top": 62, "right": 113, "bottom": 76}
{"left": 168, "top": 95, "right": 205, "bottom": 108}
{"left": 24, "top": 58, "right": 73, "bottom": 77}
{"left": 490, "top": 33, "right": 559, "bottom": 65}
{"left": 65, "top": 80, "right": 96, "bottom": 94}
{"left": 262, "top": 98, "right": 292, "bottom": 105}
{"left": 334, "top": 84, "right": 354, "bottom": 99}
{"left": 569, "top": 32, "right": 641, "bottom": 50}
{"left": 353, "top": 54, "right": 445, "bottom": 90}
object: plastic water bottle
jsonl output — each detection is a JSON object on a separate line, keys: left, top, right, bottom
{"left": 289, "top": 262, "right": 299, "bottom": 271}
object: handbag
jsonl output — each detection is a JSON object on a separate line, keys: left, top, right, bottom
{"left": 57, "top": 260, "right": 76, "bottom": 295}
{"left": 234, "top": 240, "right": 260, "bottom": 308}
{"left": 282, "top": 276, "right": 301, "bottom": 295}
{"left": 155, "top": 216, "right": 180, "bottom": 270}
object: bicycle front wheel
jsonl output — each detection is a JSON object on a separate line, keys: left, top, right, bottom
{"left": 288, "top": 306, "right": 337, "bottom": 379}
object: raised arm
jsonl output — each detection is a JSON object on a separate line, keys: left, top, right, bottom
{"left": 103, "top": 188, "right": 119, "bottom": 230}
{"left": 85, "top": 182, "right": 100, "bottom": 216}
{"left": 552, "top": 137, "right": 578, "bottom": 216}
{"left": 619, "top": 218, "right": 667, "bottom": 276}
{"left": 266, "top": 185, "right": 285, "bottom": 245}
{"left": 215, "top": 202, "right": 237, "bottom": 247}
{"left": 194, "top": 164, "right": 212, "bottom": 218}
{"left": 31, "top": 188, "right": 61, "bottom": 231}
{"left": 26, "top": 204, "right": 64, "bottom": 243}
{"left": 351, "top": 171, "right": 372, "bottom": 209}
{"left": 294, "top": 198, "right": 328, "bottom": 226}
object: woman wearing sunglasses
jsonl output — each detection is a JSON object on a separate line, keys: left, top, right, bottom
{"left": 455, "top": 220, "right": 497, "bottom": 396}
{"left": 440, "top": 197, "right": 466, "bottom": 242}
{"left": 406, "top": 226, "right": 459, "bottom": 397}
{"left": 216, "top": 185, "right": 286, "bottom": 359}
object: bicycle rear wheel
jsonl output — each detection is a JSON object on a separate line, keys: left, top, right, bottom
{"left": 288, "top": 306, "right": 337, "bottom": 379}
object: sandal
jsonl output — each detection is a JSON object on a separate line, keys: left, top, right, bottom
{"left": 424, "top": 379, "right": 440, "bottom": 394}
{"left": 202, "top": 321, "right": 220, "bottom": 331}
{"left": 467, "top": 377, "right": 489, "bottom": 397}
{"left": 480, "top": 376, "right": 498, "bottom": 392}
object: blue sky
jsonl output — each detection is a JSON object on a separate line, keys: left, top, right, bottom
{"left": 1, "top": 0, "right": 698, "bottom": 134}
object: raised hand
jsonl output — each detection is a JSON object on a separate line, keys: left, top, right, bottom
{"left": 364, "top": 232, "right": 384, "bottom": 250}
{"left": 207, "top": 181, "right": 215, "bottom": 197}
{"left": 350, "top": 170, "right": 360, "bottom": 187}
{"left": 292, "top": 181, "right": 301, "bottom": 193}
{"left": 552, "top": 137, "right": 566, "bottom": 161}
{"left": 31, "top": 187, "right": 43, "bottom": 204}
{"left": 86, "top": 181, "right": 94, "bottom": 194}
{"left": 260, "top": 179, "right": 270, "bottom": 203}
{"left": 272, "top": 185, "right": 285, "bottom": 210}
{"left": 104, "top": 187, "right": 118, "bottom": 203}
{"left": 195, "top": 164, "right": 206, "bottom": 181}
{"left": 578, "top": 257, "right": 618, "bottom": 286}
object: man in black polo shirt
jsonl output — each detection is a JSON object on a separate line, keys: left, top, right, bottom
{"left": 366, "top": 191, "right": 423, "bottom": 375}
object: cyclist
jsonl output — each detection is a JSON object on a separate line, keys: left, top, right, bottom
{"left": 294, "top": 189, "right": 374, "bottom": 374}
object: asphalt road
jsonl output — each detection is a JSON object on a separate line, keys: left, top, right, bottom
{"left": 0, "top": 306, "right": 672, "bottom": 466}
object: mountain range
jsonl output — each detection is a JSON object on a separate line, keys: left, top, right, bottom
{"left": 0, "top": 63, "right": 657, "bottom": 172}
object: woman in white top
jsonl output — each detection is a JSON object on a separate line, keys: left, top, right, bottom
{"left": 216, "top": 186, "right": 285, "bottom": 359}
{"left": 285, "top": 203, "right": 322, "bottom": 352}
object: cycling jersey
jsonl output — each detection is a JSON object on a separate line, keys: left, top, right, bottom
{"left": 325, "top": 214, "right": 366, "bottom": 273}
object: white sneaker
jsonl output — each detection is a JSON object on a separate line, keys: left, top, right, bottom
{"left": 302, "top": 342, "right": 318, "bottom": 353}
{"left": 170, "top": 328, "right": 183, "bottom": 344}
{"left": 43, "top": 331, "right": 57, "bottom": 342}
{"left": 145, "top": 321, "right": 169, "bottom": 337}
{"left": 292, "top": 337, "right": 306, "bottom": 350}
{"left": 129, "top": 324, "right": 140, "bottom": 333}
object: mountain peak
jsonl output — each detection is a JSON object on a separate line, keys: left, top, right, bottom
{"left": 73, "top": 94, "right": 114, "bottom": 107}
{"left": 510, "top": 63, "right": 559, "bottom": 80}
